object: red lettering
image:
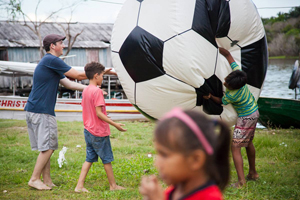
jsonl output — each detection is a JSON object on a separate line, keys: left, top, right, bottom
{"left": 1, "top": 100, "right": 7, "bottom": 106}
{"left": 22, "top": 101, "right": 27, "bottom": 107}
{"left": 7, "top": 100, "right": 12, "bottom": 107}
{"left": 15, "top": 101, "right": 21, "bottom": 107}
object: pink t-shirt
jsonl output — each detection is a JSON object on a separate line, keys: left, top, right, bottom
{"left": 81, "top": 85, "right": 110, "bottom": 137}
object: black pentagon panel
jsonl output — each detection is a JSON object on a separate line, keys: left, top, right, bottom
{"left": 119, "top": 26, "right": 165, "bottom": 83}
{"left": 206, "top": 0, "right": 222, "bottom": 36}
{"left": 241, "top": 36, "right": 268, "bottom": 89}
{"left": 215, "top": 0, "right": 230, "bottom": 38}
{"left": 193, "top": 0, "right": 218, "bottom": 47}
{"left": 195, "top": 75, "right": 223, "bottom": 115}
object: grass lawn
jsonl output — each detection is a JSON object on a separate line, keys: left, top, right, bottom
{"left": 0, "top": 119, "right": 299, "bottom": 199}
{"left": 269, "top": 55, "right": 299, "bottom": 60}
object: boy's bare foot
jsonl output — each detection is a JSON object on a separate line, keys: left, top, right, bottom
{"left": 110, "top": 185, "right": 125, "bottom": 191}
{"left": 74, "top": 187, "right": 89, "bottom": 193}
{"left": 28, "top": 179, "right": 51, "bottom": 190}
{"left": 230, "top": 181, "right": 246, "bottom": 188}
{"left": 246, "top": 173, "right": 259, "bottom": 181}
{"left": 45, "top": 182, "right": 57, "bottom": 188}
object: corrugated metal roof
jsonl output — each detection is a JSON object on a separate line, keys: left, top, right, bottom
{"left": 0, "top": 21, "right": 113, "bottom": 48}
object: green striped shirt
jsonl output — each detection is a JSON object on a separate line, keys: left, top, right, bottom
{"left": 222, "top": 62, "right": 258, "bottom": 117}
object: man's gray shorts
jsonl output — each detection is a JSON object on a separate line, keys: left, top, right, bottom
{"left": 26, "top": 111, "right": 58, "bottom": 151}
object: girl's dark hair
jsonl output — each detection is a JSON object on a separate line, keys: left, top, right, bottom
{"left": 84, "top": 62, "right": 105, "bottom": 80}
{"left": 225, "top": 70, "right": 247, "bottom": 89}
{"left": 155, "top": 110, "right": 231, "bottom": 191}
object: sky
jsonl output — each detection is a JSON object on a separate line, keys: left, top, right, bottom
{"left": 2, "top": 0, "right": 300, "bottom": 23}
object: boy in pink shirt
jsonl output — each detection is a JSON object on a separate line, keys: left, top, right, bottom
{"left": 75, "top": 62, "right": 126, "bottom": 193}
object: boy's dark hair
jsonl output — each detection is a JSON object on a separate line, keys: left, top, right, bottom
{"left": 155, "top": 110, "right": 230, "bottom": 191}
{"left": 225, "top": 70, "right": 248, "bottom": 90}
{"left": 84, "top": 62, "right": 105, "bottom": 80}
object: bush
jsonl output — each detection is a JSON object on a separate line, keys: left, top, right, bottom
{"left": 285, "top": 28, "right": 300, "bottom": 36}
{"left": 282, "top": 24, "right": 293, "bottom": 33}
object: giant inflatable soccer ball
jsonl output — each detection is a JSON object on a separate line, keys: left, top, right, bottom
{"left": 111, "top": 0, "right": 268, "bottom": 126}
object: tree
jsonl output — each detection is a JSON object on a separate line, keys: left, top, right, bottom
{"left": 288, "top": 6, "right": 300, "bottom": 18}
{"left": 57, "top": 8, "right": 84, "bottom": 59}
{"left": 3, "top": 0, "right": 84, "bottom": 59}
{"left": 0, "top": 0, "right": 21, "bottom": 20}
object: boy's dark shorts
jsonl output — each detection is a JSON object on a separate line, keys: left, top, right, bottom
{"left": 84, "top": 129, "right": 114, "bottom": 164}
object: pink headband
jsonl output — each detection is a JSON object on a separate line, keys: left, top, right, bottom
{"left": 161, "top": 108, "right": 214, "bottom": 155}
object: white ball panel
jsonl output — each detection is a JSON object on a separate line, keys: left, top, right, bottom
{"left": 214, "top": 47, "right": 242, "bottom": 84}
{"left": 216, "top": 37, "right": 232, "bottom": 50}
{"left": 138, "top": 0, "right": 196, "bottom": 41}
{"left": 221, "top": 104, "right": 238, "bottom": 126}
{"left": 163, "top": 30, "right": 218, "bottom": 88}
{"left": 214, "top": 56, "right": 231, "bottom": 85}
{"left": 136, "top": 75, "right": 196, "bottom": 119}
{"left": 111, "top": 53, "right": 135, "bottom": 104}
{"left": 228, "top": 0, "right": 265, "bottom": 47}
{"left": 194, "top": 106, "right": 224, "bottom": 123}
{"left": 248, "top": 85, "right": 261, "bottom": 100}
{"left": 111, "top": 0, "right": 141, "bottom": 51}
{"left": 195, "top": 105, "right": 237, "bottom": 127}
{"left": 176, "top": 0, "right": 197, "bottom": 33}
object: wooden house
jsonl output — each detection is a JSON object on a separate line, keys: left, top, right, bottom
{"left": 0, "top": 21, "right": 116, "bottom": 95}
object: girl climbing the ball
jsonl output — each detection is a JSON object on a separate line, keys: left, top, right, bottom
{"left": 139, "top": 108, "right": 231, "bottom": 200}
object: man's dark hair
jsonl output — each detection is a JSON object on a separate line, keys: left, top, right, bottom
{"left": 43, "top": 34, "right": 66, "bottom": 52}
{"left": 225, "top": 70, "right": 247, "bottom": 90}
{"left": 44, "top": 45, "right": 50, "bottom": 52}
{"left": 84, "top": 62, "right": 105, "bottom": 80}
{"left": 44, "top": 42, "right": 55, "bottom": 52}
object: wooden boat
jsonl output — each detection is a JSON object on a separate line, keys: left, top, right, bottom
{"left": 0, "top": 60, "right": 145, "bottom": 121}
{"left": 257, "top": 97, "right": 300, "bottom": 128}
{"left": 0, "top": 96, "right": 145, "bottom": 121}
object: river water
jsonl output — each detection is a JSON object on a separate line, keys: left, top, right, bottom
{"left": 260, "top": 59, "right": 298, "bottom": 99}
{"left": 257, "top": 58, "right": 298, "bottom": 128}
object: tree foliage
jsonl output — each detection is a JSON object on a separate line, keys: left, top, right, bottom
{"left": 262, "top": 7, "right": 300, "bottom": 25}
{"left": 0, "top": 0, "right": 21, "bottom": 20}
{"left": 262, "top": 6, "right": 300, "bottom": 56}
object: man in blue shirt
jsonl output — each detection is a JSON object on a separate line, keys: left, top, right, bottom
{"left": 24, "top": 34, "right": 115, "bottom": 190}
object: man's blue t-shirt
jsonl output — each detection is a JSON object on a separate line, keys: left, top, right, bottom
{"left": 24, "top": 53, "right": 71, "bottom": 116}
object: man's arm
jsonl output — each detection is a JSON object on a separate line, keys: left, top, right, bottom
{"left": 60, "top": 78, "right": 87, "bottom": 91}
{"left": 219, "top": 47, "right": 235, "bottom": 65}
{"left": 64, "top": 68, "right": 87, "bottom": 81}
{"left": 104, "top": 68, "right": 118, "bottom": 76}
{"left": 65, "top": 68, "right": 117, "bottom": 81}
{"left": 95, "top": 106, "right": 127, "bottom": 132}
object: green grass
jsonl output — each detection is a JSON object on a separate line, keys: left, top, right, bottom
{"left": 0, "top": 119, "right": 299, "bottom": 199}
{"left": 269, "top": 55, "right": 299, "bottom": 59}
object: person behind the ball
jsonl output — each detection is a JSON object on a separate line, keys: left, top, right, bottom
{"left": 139, "top": 108, "right": 230, "bottom": 200}
{"left": 204, "top": 47, "right": 260, "bottom": 188}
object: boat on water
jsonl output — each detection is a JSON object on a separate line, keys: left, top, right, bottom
{"left": 0, "top": 60, "right": 145, "bottom": 121}
{"left": 257, "top": 60, "right": 300, "bottom": 129}
{"left": 0, "top": 96, "right": 145, "bottom": 121}
{"left": 257, "top": 97, "right": 300, "bottom": 128}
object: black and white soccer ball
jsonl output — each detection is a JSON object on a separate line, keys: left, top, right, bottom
{"left": 111, "top": 0, "right": 268, "bottom": 125}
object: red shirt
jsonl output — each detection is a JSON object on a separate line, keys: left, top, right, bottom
{"left": 165, "top": 181, "right": 223, "bottom": 200}
{"left": 81, "top": 85, "right": 110, "bottom": 137}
